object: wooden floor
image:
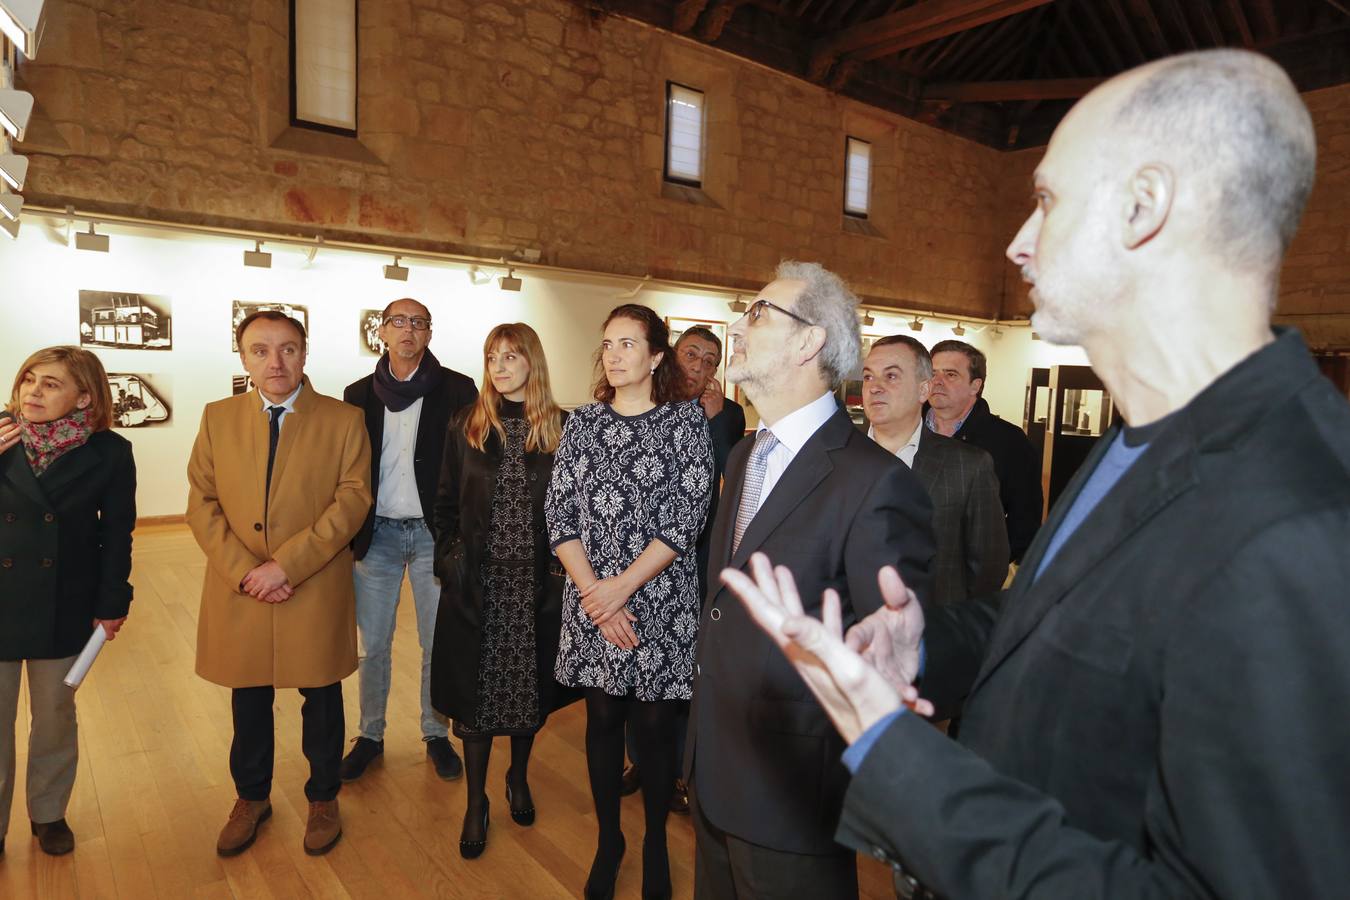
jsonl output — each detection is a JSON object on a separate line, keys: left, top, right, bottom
{"left": 0, "top": 525, "right": 894, "bottom": 899}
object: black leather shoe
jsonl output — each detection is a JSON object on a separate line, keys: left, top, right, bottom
{"left": 459, "top": 799, "right": 489, "bottom": 860}
{"left": 620, "top": 763, "right": 641, "bottom": 797}
{"left": 339, "top": 736, "right": 384, "bottom": 782}
{"left": 505, "top": 769, "right": 536, "bottom": 826}
{"left": 32, "top": 818, "right": 75, "bottom": 856}
{"left": 669, "top": 778, "right": 690, "bottom": 815}
{"left": 426, "top": 737, "right": 463, "bottom": 780}
{"left": 584, "top": 833, "right": 626, "bottom": 900}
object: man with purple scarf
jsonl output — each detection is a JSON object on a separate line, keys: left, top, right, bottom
{"left": 341, "top": 298, "right": 478, "bottom": 781}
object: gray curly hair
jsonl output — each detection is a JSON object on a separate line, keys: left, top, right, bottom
{"left": 774, "top": 260, "right": 862, "bottom": 389}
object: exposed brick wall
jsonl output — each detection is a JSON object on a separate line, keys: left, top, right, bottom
{"left": 997, "top": 83, "right": 1350, "bottom": 323}
{"left": 15, "top": 0, "right": 1012, "bottom": 318}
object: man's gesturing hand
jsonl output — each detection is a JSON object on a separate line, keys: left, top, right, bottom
{"left": 720, "top": 553, "right": 932, "bottom": 745}
{"left": 845, "top": 565, "right": 926, "bottom": 690}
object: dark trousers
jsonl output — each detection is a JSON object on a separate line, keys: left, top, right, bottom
{"left": 230, "top": 682, "right": 344, "bottom": 802}
{"left": 690, "top": 781, "right": 858, "bottom": 900}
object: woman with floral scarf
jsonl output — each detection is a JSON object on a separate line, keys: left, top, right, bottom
{"left": 0, "top": 346, "right": 136, "bottom": 858}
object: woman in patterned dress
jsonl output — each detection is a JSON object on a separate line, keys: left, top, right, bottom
{"left": 547, "top": 304, "right": 713, "bottom": 900}
{"left": 429, "top": 323, "right": 567, "bottom": 859}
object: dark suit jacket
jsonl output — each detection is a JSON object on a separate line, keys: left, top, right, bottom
{"left": 0, "top": 431, "right": 136, "bottom": 660}
{"left": 838, "top": 329, "right": 1350, "bottom": 897}
{"left": 912, "top": 428, "right": 1009, "bottom": 607}
{"left": 931, "top": 397, "right": 1043, "bottom": 563}
{"left": 344, "top": 364, "right": 477, "bottom": 560}
{"left": 694, "top": 396, "right": 746, "bottom": 603}
{"left": 687, "top": 406, "right": 934, "bottom": 855}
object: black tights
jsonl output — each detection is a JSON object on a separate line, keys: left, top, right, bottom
{"left": 584, "top": 688, "right": 679, "bottom": 894}
{"left": 461, "top": 734, "right": 535, "bottom": 840}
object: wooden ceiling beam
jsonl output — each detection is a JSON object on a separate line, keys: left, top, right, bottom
{"left": 1194, "top": 0, "right": 1225, "bottom": 46}
{"left": 1251, "top": 0, "right": 1281, "bottom": 42}
{"left": 673, "top": 0, "right": 712, "bottom": 32}
{"left": 1078, "top": 1, "right": 1127, "bottom": 72}
{"left": 937, "top": 18, "right": 1007, "bottom": 79}
{"left": 1103, "top": 0, "right": 1149, "bottom": 63}
{"left": 1222, "top": 0, "right": 1255, "bottom": 46}
{"left": 1162, "top": 0, "right": 1198, "bottom": 50}
{"left": 1126, "top": 0, "right": 1169, "bottom": 56}
{"left": 1057, "top": 9, "right": 1102, "bottom": 75}
{"left": 816, "top": 0, "right": 1052, "bottom": 63}
{"left": 922, "top": 76, "right": 1105, "bottom": 102}
{"left": 965, "top": 10, "right": 1038, "bottom": 80}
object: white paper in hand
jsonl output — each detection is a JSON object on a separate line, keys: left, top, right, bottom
{"left": 63, "top": 626, "right": 108, "bottom": 689}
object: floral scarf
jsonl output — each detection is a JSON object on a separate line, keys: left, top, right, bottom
{"left": 19, "top": 408, "right": 95, "bottom": 477}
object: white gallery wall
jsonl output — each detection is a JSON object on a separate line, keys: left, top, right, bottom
{"left": 0, "top": 215, "right": 1081, "bottom": 517}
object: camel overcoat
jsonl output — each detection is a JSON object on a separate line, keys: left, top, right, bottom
{"left": 187, "top": 382, "right": 372, "bottom": 688}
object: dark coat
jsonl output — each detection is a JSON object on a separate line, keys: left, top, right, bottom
{"left": 343, "top": 363, "right": 478, "bottom": 560}
{"left": 0, "top": 431, "right": 136, "bottom": 660}
{"left": 838, "top": 330, "right": 1350, "bottom": 897}
{"left": 934, "top": 397, "right": 1043, "bottom": 563}
{"left": 912, "top": 427, "right": 1009, "bottom": 607}
{"left": 428, "top": 406, "right": 570, "bottom": 728}
{"left": 687, "top": 408, "right": 934, "bottom": 855}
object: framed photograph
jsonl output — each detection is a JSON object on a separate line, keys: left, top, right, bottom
{"left": 108, "top": 373, "right": 171, "bottom": 428}
{"left": 839, "top": 335, "right": 882, "bottom": 427}
{"left": 359, "top": 309, "right": 386, "bottom": 356}
{"left": 79, "top": 291, "right": 173, "bottom": 351}
{"left": 666, "top": 316, "right": 730, "bottom": 396}
{"left": 232, "top": 301, "right": 310, "bottom": 352}
{"left": 231, "top": 374, "right": 254, "bottom": 396}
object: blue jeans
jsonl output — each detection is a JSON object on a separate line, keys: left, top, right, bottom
{"left": 353, "top": 517, "right": 448, "bottom": 742}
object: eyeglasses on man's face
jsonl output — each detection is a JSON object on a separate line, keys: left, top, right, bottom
{"left": 744, "top": 298, "right": 816, "bottom": 328}
{"left": 383, "top": 315, "right": 432, "bottom": 331}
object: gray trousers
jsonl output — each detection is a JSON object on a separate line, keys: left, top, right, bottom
{"left": 0, "top": 656, "right": 80, "bottom": 833}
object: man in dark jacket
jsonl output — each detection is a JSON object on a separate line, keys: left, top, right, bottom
{"left": 723, "top": 50, "right": 1350, "bottom": 898}
{"left": 927, "top": 340, "right": 1042, "bottom": 563}
{"left": 340, "top": 298, "right": 477, "bottom": 782}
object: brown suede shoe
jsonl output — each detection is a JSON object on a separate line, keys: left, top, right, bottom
{"left": 216, "top": 799, "right": 272, "bottom": 857}
{"left": 304, "top": 799, "right": 342, "bottom": 855}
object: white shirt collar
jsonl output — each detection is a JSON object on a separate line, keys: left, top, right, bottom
{"left": 257, "top": 382, "right": 303, "bottom": 413}
{"left": 757, "top": 391, "right": 837, "bottom": 454}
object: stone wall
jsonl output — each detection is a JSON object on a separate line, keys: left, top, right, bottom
{"left": 15, "top": 0, "right": 1013, "bottom": 318}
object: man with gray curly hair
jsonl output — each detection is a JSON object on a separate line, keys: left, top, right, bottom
{"left": 684, "top": 261, "right": 935, "bottom": 899}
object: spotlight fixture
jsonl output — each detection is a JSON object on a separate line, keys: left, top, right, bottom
{"left": 243, "top": 240, "right": 272, "bottom": 268}
{"left": 0, "top": 214, "right": 16, "bottom": 239}
{"left": 860, "top": 311, "right": 875, "bottom": 327}
{"left": 0, "top": 151, "right": 26, "bottom": 191}
{"left": 383, "top": 255, "right": 409, "bottom": 281}
{"left": 498, "top": 267, "right": 522, "bottom": 292}
{"left": 74, "top": 221, "right": 108, "bottom": 252}
{"left": 952, "top": 322, "right": 966, "bottom": 336}
{"left": 467, "top": 265, "right": 493, "bottom": 286}
{"left": 728, "top": 295, "right": 748, "bottom": 314}
{"left": 0, "top": 89, "right": 34, "bottom": 142}
{"left": 908, "top": 316, "right": 924, "bottom": 332}
{"left": 0, "top": 190, "right": 19, "bottom": 222}
{"left": 0, "top": 0, "right": 47, "bottom": 59}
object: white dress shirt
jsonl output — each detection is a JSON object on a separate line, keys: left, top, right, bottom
{"left": 868, "top": 419, "right": 924, "bottom": 468}
{"left": 751, "top": 391, "right": 839, "bottom": 517}
{"left": 375, "top": 367, "right": 425, "bottom": 519}
{"left": 257, "top": 383, "right": 303, "bottom": 430}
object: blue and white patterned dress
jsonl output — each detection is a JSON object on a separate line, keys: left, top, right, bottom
{"left": 546, "top": 400, "right": 713, "bottom": 701}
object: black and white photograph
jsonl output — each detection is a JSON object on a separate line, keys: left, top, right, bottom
{"left": 79, "top": 291, "right": 173, "bottom": 351}
{"left": 359, "top": 308, "right": 386, "bottom": 356}
{"left": 108, "top": 373, "right": 171, "bottom": 428}
{"left": 231, "top": 301, "right": 310, "bottom": 352}
{"left": 231, "top": 374, "right": 254, "bottom": 396}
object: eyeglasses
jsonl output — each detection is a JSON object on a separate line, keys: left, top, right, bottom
{"left": 383, "top": 315, "right": 431, "bottom": 331}
{"left": 745, "top": 298, "right": 816, "bottom": 328}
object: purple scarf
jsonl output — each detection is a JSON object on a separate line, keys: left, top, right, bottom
{"left": 373, "top": 349, "right": 442, "bottom": 412}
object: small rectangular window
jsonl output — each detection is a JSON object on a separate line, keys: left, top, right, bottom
{"left": 844, "top": 137, "right": 871, "bottom": 218}
{"left": 291, "top": 0, "right": 357, "bottom": 135}
{"left": 665, "top": 82, "right": 705, "bottom": 187}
